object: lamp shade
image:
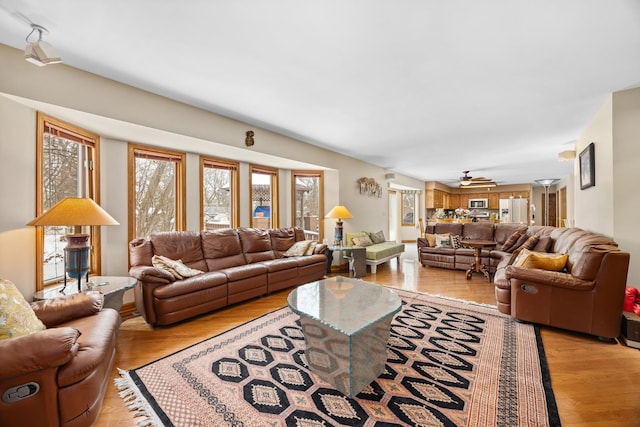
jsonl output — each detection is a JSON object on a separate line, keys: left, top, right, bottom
{"left": 27, "top": 197, "right": 119, "bottom": 228}
{"left": 325, "top": 205, "right": 353, "bottom": 220}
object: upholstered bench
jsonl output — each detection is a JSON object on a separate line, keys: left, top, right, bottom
{"left": 345, "top": 231, "right": 405, "bottom": 273}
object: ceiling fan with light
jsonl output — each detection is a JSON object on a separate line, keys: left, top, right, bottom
{"left": 459, "top": 171, "right": 496, "bottom": 188}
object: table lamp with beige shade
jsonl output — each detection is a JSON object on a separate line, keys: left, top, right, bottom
{"left": 28, "top": 197, "right": 119, "bottom": 293}
{"left": 325, "top": 205, "right": 352, "bottom": 246}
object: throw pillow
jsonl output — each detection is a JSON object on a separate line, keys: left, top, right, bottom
{"left": 304, "top": 241, "right": 318, "bottom": 256}
{"left": 533, "top": 236, "right": 553, "bottom": 252}
{"left": 152, "top": 255, "right": 204, "bottom": 280}
{"left": 513, "top": 249, "right": 568, "bottom": 271}
{"left": 435, "top": 233, "right": 451, "bottom": 248}
{"left": 424, "top": 233, "right": 437, "bottom": 247}
{"left": 508, "top": 233, "right": 530, "bottom": 253}
{"left": 283, "top": 240, "right": 313, "bottom": 257}
{"left": 501, "top": 231, "right": 521, "bottom": 251}
{"left": 450, "top": 234, "right": 462, "bottom": 249}
{"left": 520, "top": 235, "right": 540, "bottom": 251}
{"left": 0, "top": 278, "right": 46, "bottom": 340}
{"left": 346, "top": 231, "right": 369, "bottom": 247}
{"left": 369, "top": 230, "right": 386, "bottom": 244}
{"left": 352, "top": 235, "right": 374, "bottom": 247}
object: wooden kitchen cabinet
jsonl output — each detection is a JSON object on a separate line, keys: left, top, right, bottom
{"left": 448, "top": 194, "right": 460, "bottom": 209}
{"left": 488, "top": 193, "right": 500, "bottom": 209}
{"left": 425, "top": 189, "right": 448, "bottom": 209}
{"left": 459, "top": 194, "right": 469, "bottom": 209}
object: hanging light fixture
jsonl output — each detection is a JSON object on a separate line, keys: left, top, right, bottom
{"left": 24, "top": 23, "right": 62, "bottom": 66}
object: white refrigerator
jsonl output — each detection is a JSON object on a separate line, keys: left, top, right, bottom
{"left": 500, "top": 198, "right": 529, "bottom": 224}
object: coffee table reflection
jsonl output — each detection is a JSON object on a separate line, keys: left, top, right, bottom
{"left": 287, "top": 276, "right": 401, "bottom": 397}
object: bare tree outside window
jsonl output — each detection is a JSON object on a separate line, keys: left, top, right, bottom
{"left": 129, "top": 146, "right": 185, "bottom": 240}
{"left": 202, "top": 158, "right": 238, "bottom": 230}
{"left": 135, "top": 158, "right": 176, "bottom": 237}
{"left": 36, "top": 113, "right": 98, "bottom": 288}
{"left": 41, "top": 134, "right": 89, "bottom": 281}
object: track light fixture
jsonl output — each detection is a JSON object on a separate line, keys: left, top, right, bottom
{"left": 24, "top": 24, "right": 62, "bottom": 66}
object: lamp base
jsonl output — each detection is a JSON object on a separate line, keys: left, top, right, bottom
{"left": 64, "top": 234, "right": 90, "bottom": 293}
{"left": 334, "top": 220, "right": 344, "bottom": 246}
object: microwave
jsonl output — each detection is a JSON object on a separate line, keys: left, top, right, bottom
{"left": 469, "top": 198, "right": 488, "bottom": 209}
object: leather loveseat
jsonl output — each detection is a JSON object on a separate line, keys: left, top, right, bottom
{"left": 417, "top": 223, "right": 630, "bottom": 339}
{"left": 129, "top": 227, "right": 327, "bottom": 326}
{"left": 0, "top": 290, "right": 119, "bottom": 427}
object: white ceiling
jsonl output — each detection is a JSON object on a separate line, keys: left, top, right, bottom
{"left": 1, "top": 1, "right": 639, "bottom": 186}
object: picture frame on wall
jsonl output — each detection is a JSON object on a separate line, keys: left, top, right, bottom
{"left": 579, "top": 142, "right": 595, "bottom": 190}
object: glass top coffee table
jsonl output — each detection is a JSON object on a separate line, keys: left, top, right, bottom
{"left": 288, "top": 276, "right": 401, "bottom": 397}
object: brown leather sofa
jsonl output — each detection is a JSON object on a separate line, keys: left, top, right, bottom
{"left": 129, "top": 227, "right": 327, "bottom": 326}
{"left": 0, "top": 291, "right": 119, "bottom": 427}
{"left": 418, "top": 223, "right": 630, "bottom": 339}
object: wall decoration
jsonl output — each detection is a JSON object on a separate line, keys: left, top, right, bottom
{"left": 579, "top": 142, "right": 595, "bottom": 190}
{"left": 245, "top": 130, "right": 255, "bottom": 147}
{"left": 357, "top": 177, "right": 382, "bottom": 198}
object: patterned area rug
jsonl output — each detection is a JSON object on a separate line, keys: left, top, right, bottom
{"left": 116, "top": 288, "right": 560, "bottom": 426}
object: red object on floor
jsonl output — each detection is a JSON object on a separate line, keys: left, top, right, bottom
{"left": 624, "top": 287, "right": 640, "bottom": 315}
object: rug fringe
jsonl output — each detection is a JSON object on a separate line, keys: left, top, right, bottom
{"left": 115, "top": 368, "right": 164, "bottom": 427}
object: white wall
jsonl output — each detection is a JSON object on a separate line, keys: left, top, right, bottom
{"left": 612, "top": 88, "right": 640, "bottom": 287}
{"left": 0, "top": 96, "right": 36, "bottom": 296}
{"left": 576, "top": 88, "right": 640, "bottom": 287}
{"left": 575, "top": 95, "right": 614, "bottom": 236}
{"left": 0, "top": 44, "right": 424, "bottom": 298}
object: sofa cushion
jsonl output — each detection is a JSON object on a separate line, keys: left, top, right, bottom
{"left": 494, "top": 224, "right": 528, "bottom": 246}
{"left": 202, "top": 229, "right": 247, "bottom": 270}
{"left": 520, "top": 235, "right": 539, "bottom": 251}
{"left": 435, "top": 234, "right": 451, "bottom": 248}
{"left": 0, "top": 279, "right": 46, "bottom": 340}
{"left": 369, "top": 230, "right": 386, "bottom": 244}
{"left": 364, "top": 242, "right": 405, "bottom": 260}
{"left": 284, "top": 240, "right": 312, "bottom": 257}
{"left": 353, "top": 235, "right": 374, "bottom": 247}
{"left": 152, "top": 255, "right": 204, "bottom": 279}
{"left": 433, "top": 223, "right": 463, "bottom": 236}
{"left": 269, "top": 227, "right": 298, "bottom": 258}
{"left": 238, "top": 228, "right": 276, "bottom": 263}
{"left": 304, "top": 242, "right": 318, "bottom": 255}
{"left": 151, "top": 231, "right": 207, "bottom": 272}
{"left": 507, "top": 233, "right": 530, "bottom": 253}
{"left": 345, "top": 231, "right": 369, "bottom": 246}
{"left": 153, "top": 272, "right": 228, "bottom": 298}
{"left": 501, "top": 231, "right": 522, "bottom": 251}
{"left": 462, "top": 222, "right": 494, "bottom": 240}
{"left": 533, "top": 235, "right": 553, "bottom": 252}
{"left": 450, "top": 234, "right": 462, "bottom": 249}
{"left": 423, "top": 233, "right": 437, "bottom": 247}
{"left": 513, "top": 249, "right": 568, "bottom": 271}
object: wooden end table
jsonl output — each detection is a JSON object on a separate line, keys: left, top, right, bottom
{"left": 461, "top": 240, "right": 496, "bottom": 282}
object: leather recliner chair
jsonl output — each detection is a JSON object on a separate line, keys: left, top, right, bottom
{"left": 0, "top": 291, "right": 119, "bottom": 427}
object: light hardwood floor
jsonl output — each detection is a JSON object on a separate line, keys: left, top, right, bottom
{"left": 97, "top": 253, "right": 640, "bottom": 426}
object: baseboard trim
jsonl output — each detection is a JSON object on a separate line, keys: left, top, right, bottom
{"left": 119, "top": 301, "right": 138, "bottom": 321}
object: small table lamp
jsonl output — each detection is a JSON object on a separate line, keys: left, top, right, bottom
{"left": 325, "top": 205, "right": 353, "bottom": 246}
{"left": 28, "top": 197, "right": 119, "bottom": 293}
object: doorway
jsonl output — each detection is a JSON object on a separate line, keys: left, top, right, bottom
{"left": 541, "top": 192, "right": 558, "bottom": 226}
{"left": 388, "top": 190, "right": 397, "bottom": 241}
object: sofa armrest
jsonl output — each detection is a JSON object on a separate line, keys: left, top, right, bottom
{"left": 505, "top": 265, "right": 594, "bottom": 291}
{"left": 31, "top": 291, "right": 104, "bottom": 328}
{"left": 0, "top": 327, "right": 80, "bottom": 377}
{"left": 417, "top": 237, "right": 430, "bottom": 249}
{"left": 129, "top": 265, "right": 175, "bottom": 284}
{"left": 314, "top": 243, "right": 327, "bottom": 254}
